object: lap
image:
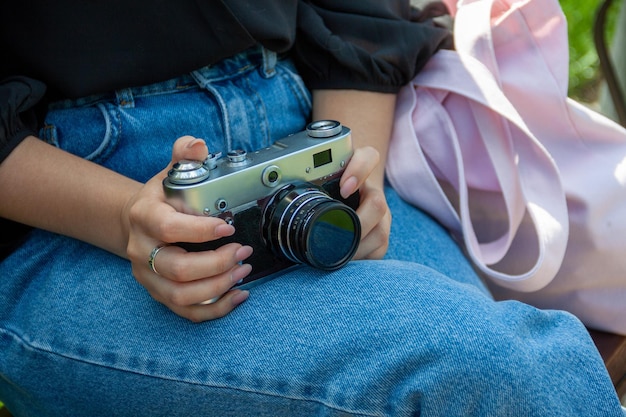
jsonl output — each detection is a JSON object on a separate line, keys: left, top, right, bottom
{"left": 0, "top": 189, "right": 620, "bottom": 416}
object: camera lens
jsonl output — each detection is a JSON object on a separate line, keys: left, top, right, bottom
{"left": 263, "top": 183, "right": 361, "bottom": 270}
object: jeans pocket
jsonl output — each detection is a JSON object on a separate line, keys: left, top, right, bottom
{"left": 40, "top": 102, "right": 120, "bottom": 165}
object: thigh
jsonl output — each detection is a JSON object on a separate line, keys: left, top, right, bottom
{"left": 0, "top": 227, "right": 622, "bottom": 416}
{"left": 384, "top": 183, "right": 490, "bottom": 294}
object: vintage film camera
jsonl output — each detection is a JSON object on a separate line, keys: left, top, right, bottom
{"left": 163, "top": 120, "right": 361, "bottom": 290}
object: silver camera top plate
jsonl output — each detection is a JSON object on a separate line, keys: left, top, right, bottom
{"left": 163, "top": 121, "right": 353, "bottom": 216}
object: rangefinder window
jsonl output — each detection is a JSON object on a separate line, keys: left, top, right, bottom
{"left": 313, "top": 149, "right": 332, "bottom": 168}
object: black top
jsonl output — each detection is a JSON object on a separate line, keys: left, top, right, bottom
{"left": 0, "top": 0, "right": 452, "bottom": 256}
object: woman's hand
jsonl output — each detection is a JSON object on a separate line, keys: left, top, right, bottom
{"left": 339, "top": 146, "right": 391, "bottom": 260}
{"left": 0, "top": 135, "right": 251, "bottom": 322}
{"left": 312, "top": 89, "right": 397, "bottom": 260}
{"left": 122, "top": 136, "right": 253, "bottom": 322}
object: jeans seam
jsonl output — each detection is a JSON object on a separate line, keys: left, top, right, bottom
{"left": 200, "top": 83, "right": 232, "bottom": 150}
{"left": 0, "top": 327, "right": 380, "bottom": 416}
{"left": 85, "top": 102, "right": 117, "bottom": 163}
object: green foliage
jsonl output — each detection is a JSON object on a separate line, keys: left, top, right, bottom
{"left": 560, "top": 0, "right": 619, "bottom": 101}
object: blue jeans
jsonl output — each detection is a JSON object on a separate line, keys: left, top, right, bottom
{"left": 0, "top": 47, "right": 622, "bottom": 416}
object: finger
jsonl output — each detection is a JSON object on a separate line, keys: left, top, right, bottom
{"left": 145, "top": 205, "right": 236, "bottom": 244}
{"left": 137, "top": 250, "right": 252, "bottom": 304}
{"left": 125, "top": 174, "right": 236, "bottom": 246}
{"left": 171, "top": 136, "right": 209, "bottom": 165}
{"left": 355, "top": 186, "right": 388, "bottom": 237}
{"left": 353, "top": 187, "right": 391, "bottom": 260}
{"left": 148, "top": 243, "right": 253, "bottom": 282}
{"left": 168, "top": 289, "right": 250, "bottom": 323}
{"left": 156, "top": 263, "right": 252, "bottom": 307}
{"left": 354, "top": 214, "right": 391, "bottom": 260}
{"left": 340, "top": 146, "right": 379, "bottom": 199}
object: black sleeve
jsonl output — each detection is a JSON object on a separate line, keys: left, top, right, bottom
{"left": 0, "top": 76, "right": 47, "bottom": 164}
{"left": 0, "top": 77, "right": 45, "bottom": 259}
{"left": 293, "top": 0, "right": 453, "bottom": 93}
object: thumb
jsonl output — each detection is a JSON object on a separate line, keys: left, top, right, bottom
{"left": 171, "top": 136, "right": 209, "bottom": 165}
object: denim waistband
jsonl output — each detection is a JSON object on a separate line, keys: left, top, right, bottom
{"left": 49, "top": 46, "right": 278, "bottom": 110}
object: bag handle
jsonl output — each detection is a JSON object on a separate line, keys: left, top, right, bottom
{"left": 402, "top": 49, "right": 569, "bottom": 291}
{"left": 455, "top": 0, "right": 569, "bottom": 96}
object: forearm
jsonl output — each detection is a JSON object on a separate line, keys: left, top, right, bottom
{"left": 312, "top": 89, "right": 397, "bottom": 188}
{"left": 0, "top": 136, "right": 140, "bottom": 258}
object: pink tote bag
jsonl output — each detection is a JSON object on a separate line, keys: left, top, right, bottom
{"left": 387, "top": 0, "right": 626, "bottom": 334}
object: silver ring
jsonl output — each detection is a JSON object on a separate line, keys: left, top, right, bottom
{"left": 148, "top": 244, "right": 169, "bottom": 275}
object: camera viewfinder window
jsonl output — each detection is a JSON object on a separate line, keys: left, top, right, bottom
{"left": 313, "top": 149, "right": 332, "bottom": 168}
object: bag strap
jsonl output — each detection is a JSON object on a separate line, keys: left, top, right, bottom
{"left": 408, "top": 50, "right": 569, "bottom": 291}
{"left": 455, "top": 0, "right": 570, "bottom": 96}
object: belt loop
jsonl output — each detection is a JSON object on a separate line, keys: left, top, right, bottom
{"left": 115, "top": 88, "right": 135, "bottom": 108}
{"left": 261, "top": 47, "right": 277, "bottom": 78}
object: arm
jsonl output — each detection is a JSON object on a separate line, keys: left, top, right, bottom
{"left": 312, "top": 89, "right": 396, "bottom": 188}
{"left": 0, "top": 135, "right": 252, "bottom": 321}
{"left": 312, "top": 89, "right": 396, "bottom": 259}
{"left": 0, "top": 135, "right": 141, "bottom": 258}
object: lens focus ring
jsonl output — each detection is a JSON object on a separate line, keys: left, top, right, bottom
{"left": 262, "top": 183, "right": 361, "bottom": 270}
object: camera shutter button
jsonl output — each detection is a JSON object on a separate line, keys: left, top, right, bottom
{"left": 167, "top": 160, "right": 211, "bottom": 185}
{"left": 306, "top": 120, "right": 342, "bottom": 138}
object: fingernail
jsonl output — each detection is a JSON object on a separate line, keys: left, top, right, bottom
{"left": 231, "top": 263, "right": 252, "bottom": 283}
{"left": 235, "top": 245, "right": 253, "bottom": 262}
{"left": 341, "top": 176, "right": 358, "bottom": 199}
{"left": 215, "top": 223, "right": 235, "bottom": 237}
{"left": 185, "top": 138, "right": 205, "bottom": 149}
{"left": 231, "top": 290, "right": 249, "bottom": 307}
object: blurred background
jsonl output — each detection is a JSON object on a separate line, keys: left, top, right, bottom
{"left": 560, "top": 0, "right": 622, "bottom": 112}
